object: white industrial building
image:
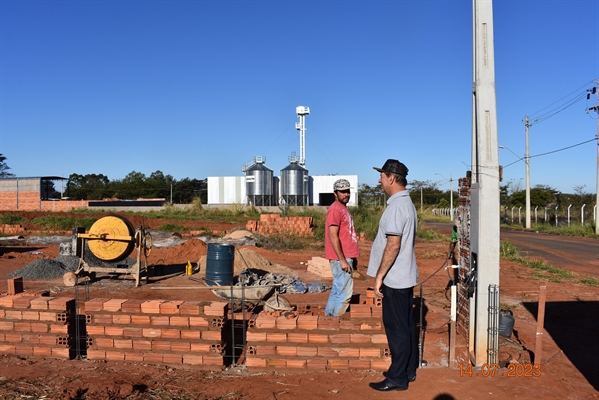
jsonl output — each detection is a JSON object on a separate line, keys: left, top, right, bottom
{"left": 207, "top": 106, "right": 359, "bottom": 207}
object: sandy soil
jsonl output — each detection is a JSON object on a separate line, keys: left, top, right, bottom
{"left": 0, "top": 212, "right": 597, "bottom": 399}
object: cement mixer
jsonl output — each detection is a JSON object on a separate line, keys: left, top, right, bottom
{"left": 62, "top": 215, "right": 152, "bottom": 287}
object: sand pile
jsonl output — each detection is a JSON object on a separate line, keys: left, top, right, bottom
{"left": 197, "top": 247, "right": 292, "bottom": 278}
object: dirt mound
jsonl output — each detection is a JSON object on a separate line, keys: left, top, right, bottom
{"left": 151, "top": 238, "right": 207, "bottom": 265}
{"left": 197, "top": 247, "right": 293, "bottom": 278}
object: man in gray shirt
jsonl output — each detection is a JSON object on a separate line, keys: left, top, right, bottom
{"left": 367, "top": 159, "right": 418, "bottom": 392}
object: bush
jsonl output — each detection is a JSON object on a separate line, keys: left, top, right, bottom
{"left": 0, "top": 214, "right": 27, "bottom": 224}
{"left": 31, "top": 216, "right": 97, "bottom": 231}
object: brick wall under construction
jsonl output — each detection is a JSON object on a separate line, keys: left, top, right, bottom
{"left": 0, "top": 285, "right": 393, "bottom": 371}
{"left": 246, "top": 213, "right": 314, "bottom": 237}
{"left": 456, "top": 176, "right": 472, "bottom": 339}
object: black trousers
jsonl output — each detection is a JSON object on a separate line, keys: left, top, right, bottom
{"left": 382, "top": 284, "right": 417, "bottom": 387}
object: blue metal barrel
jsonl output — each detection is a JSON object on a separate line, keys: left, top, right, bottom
{"left": 206, "top": 244, "right": 235, "bottom": 286}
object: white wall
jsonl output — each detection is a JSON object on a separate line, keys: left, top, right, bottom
{"left": 311, "top": 175, "right": 359, "bottom": 206}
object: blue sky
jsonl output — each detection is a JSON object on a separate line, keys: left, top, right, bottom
{"left": 1, "top": 0, "right": 598, "bottom": 195}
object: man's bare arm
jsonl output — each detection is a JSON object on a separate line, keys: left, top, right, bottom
{"left": 374, "top": 235, "right": 401, "bottom": 297}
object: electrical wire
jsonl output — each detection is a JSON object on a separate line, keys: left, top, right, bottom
{"left": 502, "top": 137, "right": 597, "bottom": 169}
{"left": 528, "top": 79, "right": 598, "bottom": 124}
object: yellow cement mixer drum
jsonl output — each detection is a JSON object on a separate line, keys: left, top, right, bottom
{"left": 87, "top": 216, "right": 136, "bottom": 262}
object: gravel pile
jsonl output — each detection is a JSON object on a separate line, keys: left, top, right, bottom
{"left": 7, "top": 254, "right": 137, "bottom": 279}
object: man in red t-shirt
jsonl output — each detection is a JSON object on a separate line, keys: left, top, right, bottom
{"left": 324, "top": 179, "right": 360, "bottom": 316}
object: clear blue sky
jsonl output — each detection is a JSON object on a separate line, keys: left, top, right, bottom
{"left": 1, "top": 0, "right": 598, "bottom": 195}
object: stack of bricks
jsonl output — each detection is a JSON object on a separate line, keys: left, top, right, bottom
{"left": 85, "top": 299, "right": 228, "bottom": 367}
{"left": 244, "top": 293, "right": 390, "bottom": 370}
{"left": 0, "top": 224, "right": 25, "bottom": 235}
{"left": 245, "top": 214, "right": 313, "bottom": 237}
{"left": 456, "top": 176, "right": 471, "bottom": 339}
{"left": 306, "top": 257, "right": 333, "bottom": 278}
{"left": 0, "top": 293, "right": 76, "bottom": 359}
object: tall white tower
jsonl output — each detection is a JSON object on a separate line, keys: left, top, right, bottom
{"left": 295, "top": 106, "right": 310, "bottom": 166}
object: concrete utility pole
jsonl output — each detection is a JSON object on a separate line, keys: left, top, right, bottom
{"left": 471, "top": 0, "right": 501, "bottom": 367}
{"left": 592, "top": 82, "right": 599, "bottom": 235}
{"left": 524, "top": 116, "right": 531, "bottom": 229}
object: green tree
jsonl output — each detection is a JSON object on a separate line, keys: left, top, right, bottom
{"left": 0, "top": 154, "right": 15, "bottom": 178}
{"left": 67, "top": 173, "right": 111, "bottom": 200}
{"left": 173, "top": 178, "right": 207, "bottom": 204}
{"left": 510, "top": 185, "right": 558, "bottom": 208}
{"left": 409, "top": 180, "right": 443, "bottom": 207}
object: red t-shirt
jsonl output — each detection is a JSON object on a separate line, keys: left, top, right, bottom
{"left": 325, "top": 201, "right": 360, "bottom": 260}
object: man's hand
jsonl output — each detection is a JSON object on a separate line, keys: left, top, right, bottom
{"left": 374, "top": 276, "right": 384, "bottom": 298}
{"left": 340, "top": 258, "right": 352, "bottom": 273}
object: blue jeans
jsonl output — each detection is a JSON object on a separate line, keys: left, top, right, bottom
{"left": 325, "top": 258, "right": 354, "bottom": 316}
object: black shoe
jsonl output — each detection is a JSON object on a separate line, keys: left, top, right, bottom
{"left": 369, "top": 379, "right": 408, "bottom": 392}
{"left": 382, "top": 371, "right": 416, "bottom": 382}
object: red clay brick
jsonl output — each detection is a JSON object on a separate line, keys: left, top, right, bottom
{"left": 21, "top": 334, "right": 39, "bottom": 344}
{"left": 171, "top": 342, "right": 191, "bottom": 352}
{"left": 190, "top": 343, "right": 211, "bottom": 353}
{"left": 317, "top": 316, "right": 339, "bottom": 330}
{"left": 142, "top": 328, "right": 162, "bottom": 338}
{"left": 266, "top": 358, "right": 286, "bottom": 368}
{"left": 105, "top": 350, "right": 125, "bottom": 361}
{"left": 183, "top": 354, "right": 204, "bottom": 365}
{"left": 0, "top": 320, "right": 14, "bottom": 330}
{"left": 338, "top": 347, "right": 360, "bottom": 357}
{"left": 307, "top": 359, "right": 328, "bottom": 369}
{"left": 114, "top": 339, "right": 133, "bottom": 349}
{"left": 161, "top": 328, "right": 181, "bottom": 339}
{"left": 33, "top": 347, "right": 52, "bottom": 357}
{"left": 5, "top": 310, "right": 23, "bottom": 320}
{"left": 103, "top": 299, "right": 127, "bottom": 312}
{"left": 162, "top": 354, "right": 183, "bottom": 364}
{"left": 181, "top": 330, "right": 201, "bottom": 340}
{"left": 245, "top": 357, "right": 267, "bottom": 368}
{"left": 15, "top": 345, "right": 33, "bottom": 356}
{"left": 328, "top": 359, "right": 349, "bottom": 370}
{"left": 286, "top": 359, "right": 307, "bottom": 369}
{"left": 49, "top": 324, "right": 68, "bottom": 334}
{"left": 317, "top": 347, "right": 338, "bottom": 357}
{"left": 30, "top": 323, "right": 48, "bottom": 333}
{"left": 38, "top": 312, "right": 57, "bottom": 322}
{"left": 29, "top": 297, "right": 53, "bottom": 310}
{"left": 179, "top": 302, "right": 201, "bottom": 315}
{"left": 201, "top": 331, "right": 221, "bottom": 341}
{"left": 4, "top": 333, "right": 22, "bottom": 343}
{"left": 7, "top": 277, "right": 24, "bottom": 296}
{"left": 339, "top": 319, "right": 359, "bottom": 330}
{"left": 202, "top": 355, "right": 223, "bottom": 366}
{"left": 0, "top": 344, "right": 16, "bottom": 353}
{"left": 102, "top": 326, "right": 123, "bottom": 336}
{"left": 169, "top": 316, "right": 189, "bottom": 327}
{"left": 371, "top": 333, "right": 387, "bottom": 344}
{"left": 256, "top": 345, "right": 276, "bottom": 356}
{"left": 13, "top": 296, "right": 35, "bottom": 309}
{"left": 296, "top": 346, "right": 318, "bottom": 357}
{"left": 0, "top": 295, "right": 16, "bottom": 307}
{"left": 121, "top": 299, "right": 144, "bottom": 313}
{"left": 297, "top": 315, "right": 318, "bottom": 330}
{"left": 21, "top": 311, "right": 39, "bottom": 321}
{"left": 330, "top": 334, "right": 351, "bottom": 344}
{"left": 360, "top": 322, "right": 382, "bottom": 331}
{"left": 143, "top": 353, "right": 164, "bottom": 363}
{"left": 246, "top": 331, "right": 267, "bottom": 342}
{"left": 150, "top": 316, "right": 170, "bottom": 326}
{"left": 123, "top": 327, "right": 143, "bottom": 337}
{"left": 160, "top": 301, "right": 183, "bottom": 315}
{"left": 370, "top": 358, "right": 391, "bottom": 370}
{"left": 349, "top": 359, "right": 371, "bottom": 369}
{"left": 133, "top": 340, "right": 152, "bottom": 351}
{"left": 95, "top": 337, "right": 114, "bottom": 348}
{"left": 84, "top": 298, "right": 109, "bottom": 312}
{"left": 189, "top": 316, "right": 209, "bottom": 327}
{"left": 308, "top": 333, "right": 329, "bottom": 344}
{"left": 92, "top": 314, "right": 113, "bottom": 324}
{"left": 350, "top": 334, "right": 371, "bottom": 344}
{"left": 141, "top": 300, "right": 164, "bottom": 314}
{"left": 86, "top": 325, "right": 105, "bottom": 336}
{"left": 254, "top": 315, "right": 278, "bottom": 330}
{"left": 112, "top": 314, "right": 132, "bottom": 324}
{"left": 359, "top": 348, "right": 382, "bottom": 358}
{"left": 276, "top": 345, "right": 297, "bottom": 356}
{"left": 131, "top": 315, "right": 151, "bottom": 325}
{"left": 266, "top": 332, "right": 287, "bottom": 343}
{"left": 48, "top": 298, "right": 74, "bottom": 311}
{"left": 39, "top": 335, "right": 59, "bottom": 346}
{"left": 125, "top": 352, "right": 145, "bottom": 362}
{"left": 86, "top": 349, "right": 106, "bottom": 360}
{"left": 275, "top": 315, "right": 297, "bottom": 330}
{"left": 152, "top": 341, "right": 171, "bottom": 351}
{"left": 286, "top": 332, "right": 308, "bottom": 343}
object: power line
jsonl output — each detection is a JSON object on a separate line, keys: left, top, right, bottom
{"left": 528, "top": 79, "right": 598, "bottom": 124}
{"left": 502, "top": 136, "right": 597, "bottom": 168}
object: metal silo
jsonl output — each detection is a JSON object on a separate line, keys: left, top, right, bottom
{"left": 243, "top": 156, "right": 275, "bottom": 206}
{"left": 280, "top": 157, "right": 309, "bottom": 206}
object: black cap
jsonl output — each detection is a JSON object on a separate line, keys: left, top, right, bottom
{"left": 373, "top": 159, "right": 409, "bottom": 176}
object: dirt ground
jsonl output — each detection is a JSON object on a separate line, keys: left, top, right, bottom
{"left": 0, "top": 212, "right": 597, "bottom": 399}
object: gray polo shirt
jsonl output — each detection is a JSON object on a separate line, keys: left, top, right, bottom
{"left": 366, "top": 190, "right": 418, "bottom": 289}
